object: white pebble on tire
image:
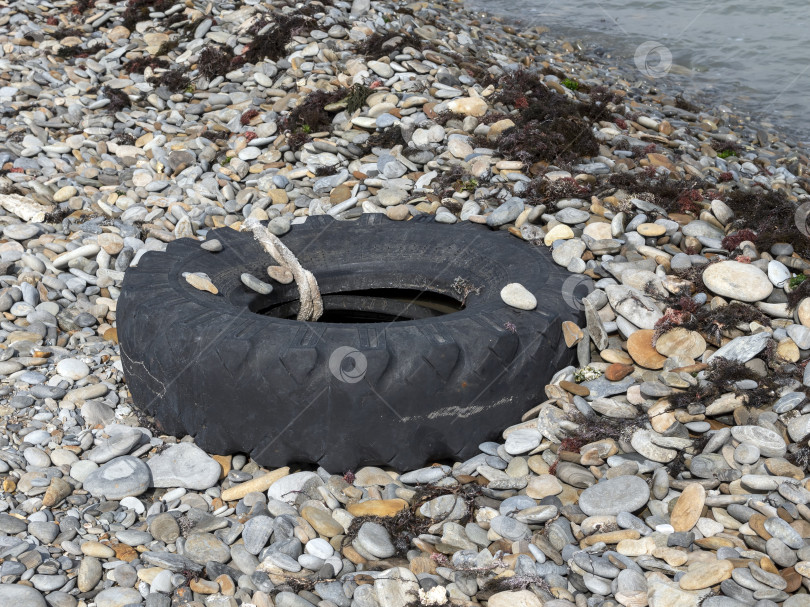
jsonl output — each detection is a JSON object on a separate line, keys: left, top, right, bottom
{"left": 500, "top": 283, "right": 537, "bottom": 310}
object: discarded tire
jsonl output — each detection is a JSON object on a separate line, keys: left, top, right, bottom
{"left": 118, "top": 215, "right": 583, "bottom": 471}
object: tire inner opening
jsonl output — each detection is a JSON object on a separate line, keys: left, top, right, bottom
{"left": 255, "top": 288, "right": 464, "bottom": 323}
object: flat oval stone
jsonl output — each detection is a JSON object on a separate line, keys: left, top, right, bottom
{"left": 355, "top": 522, "right": 395, "bottom": 559}
{"left": 591, "top": 397, "right": 638, "bottom": 418}
{"left": 578, "top": 476, "right": 650, "bottom": 516}
{"left": 788, "top": 415, "right": 810, "bottom": 442}
{"left": 4, "top": 224, "right": 40, "bottom": 240}
{"left": 627, "top": 330, "right": 667, "bottom": 369}
{"left": 93, "top": 588, "right": 143, "bottom": 607}
{"left": 83, "top": 456, "right": 150, "bottom": 499}
{"left": 670, "top": 483, "right": 705, "bottom": 532}
{"left": 515, "top": 505, "right": 558, "bottom": 524}
{"left": 734, "top": 443, "right": 760, "bottom": 464}
{"left": 655, "top": 328, "right": 706, "bottom": 359}
{"left": 490, "top": 515, "right": 531, "bottom": 541}
{"left": 703, "top": 261, "right": 773, "bottom": 302}
{"left": 730, "top": 426, "right": 786, "bottom": 458}
{"left": 184, "top": 533, "right": 230, "bottom": 564}
{"left": 504, "top": 429, "right": 542, "bottom": 455}
{"left": 679, "top": 560, "right": 734, "bottom": 590}
{"left": 500, "top": 283, "right": 537, "bottom": 310}
{"left": 766, "top": 537, "right": 797, "bottom": 568}
{"left": 631, "top": 430, "right": 677, "bottom": 463}
{"left": 201, "top": 239, "right": 222, "bottom": 252}
{"left": 0, "top": 584, "right": 46, "bottom": 606}
{"left": 55, "top": 358, "right": 90, "bottom": 380}
{"left": 774, "top": 392, "right": 805, "bottom": 414}
{"left": 764, "top": 517, "right": 804, "bottom": 549}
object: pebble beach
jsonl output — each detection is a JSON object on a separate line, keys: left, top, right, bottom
{"left": 2, "top": 0, "right": 810, "bottom": 606}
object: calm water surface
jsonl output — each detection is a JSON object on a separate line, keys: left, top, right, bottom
{"left": 469, "top": 0, "right": 810, "bottom": 140}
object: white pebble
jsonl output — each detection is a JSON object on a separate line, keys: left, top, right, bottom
{"left": 500, "top": 283, "right": 537, "bottom": 310}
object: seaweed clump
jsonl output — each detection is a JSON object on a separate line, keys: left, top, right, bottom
{"left": 700, "top": 356, "right": 798, "bottom": 410}
{"left": 603, "top": 173, "right": 712, "bottom": 216}
{"left": 484, "top": 575, "right": 551, "bottom": 594}
{"left": 148, "top": 68, "right": 191, "bottom": 93}
{"left": 295, "top": 0, "right": 335, "bottom": 17}
{"left": 667, "top": 383, "right": 719, "bottom": 412}
{"left": 197, "top": 45, "right": 236, "bottom": 80}
{"left": 724, "top": 189, "right": 810, "bottom": 258}
{"left": 712, "top": 139, "right": 740, "bottom": 158}
{"left": 675, "top": 95, "right": 700, "bottom": 113}
{"left": 240, "top": 109, "right": 260, "bottom": 126}
{"left": 44, "top": 207, "right": 71, "bottom": 224}
{"left": 705, "top": 357, "right": 761, "bottom": 390}
{"left": 122, "top": 56, "right": 170, "bottom": 75}
{"left": 101, "top": 86, "right": 130, "bottom": 112}
{"left": 491, "top": 70, "right": 600, "bottom": 165}
{"left": 72, "top": 0, "right": 95, "bottom": 13}
{"left": 524, "top": 176, "right": 591, "bottom": 208}
{"left": 356, "top": 31, "right": 423, "bottom": 58}
{"left": 57, "top": 46, "right": 90, "bottom": 59}
{"left": 653, "top": 299, "right": 772, "bottom": 348}
{"left": 242, "top": 13, "right": 316, "bottom": 63}
{"left": 115, "top": 133, "right": 136, "bottom": 146}
{"left": 285, "top": 132, "right": 310, "bottom": 153}
{"left": 345, "top": 84, "right": 372, "bottom": 114}
{"left": 365, "top": 125, "right": 406, "bottom": 151}
{"left": 281, "top": 88, "right": 348, "bottom": 141}
{"left": 564, "top": 411, "right": 649, "bottom": 446}
{"left": 583, "top": 85, "right": 621, "bottom": 122}
{"left": 430, "top": 166, "right": 483, "bottom": 199}
{"left": 721, "top": 228, "right": 757, "bottom": 253}
{"left": 433, "top": 111, "right": 466, "bottom": 127}
{"left": 122, "top": 0, "right": 175, "bottom": 31}
{"left": 788, "top": 277, "right": 810, "bottom": 311}
{"left": 788, "top": 436, "right": 810, "bottom": 472}
{"left": 52, "top": 27, "right": 85, "bottom": 40}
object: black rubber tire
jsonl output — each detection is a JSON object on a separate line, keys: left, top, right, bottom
{"left": 118, "top": 215, "right": 583, "bottom": 472}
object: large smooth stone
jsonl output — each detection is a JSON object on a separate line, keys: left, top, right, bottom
{"left": 679, "top": 560, "right": 733, "bottom": 590}
{"left": 148, "top": 443, "right": 221, "bottom": 490}
{"left": 0, "top": 585, "right": 46, "bottom": 607}
{"left": 628, "top": 329, "right": 667, "bottom": 369}
{"left": 83, "top": 456, "right": 151, "bottom": 499}
{"left": 94, "top": 587, "right": 144, "bottom": 607}
{"left": 578, "top": 476, "right": 650, "bottom": 516}
{"left": 655, "top": 328, "right": 706, "bottom": 359}
{"left": 703, "top": 261, "right": 773, "bottom": 302}
{"left": 488, "top": 590, "right": 543, "bottom": 607}
{"left": 730, "top": 426, "right": 787, "bottom": 458}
